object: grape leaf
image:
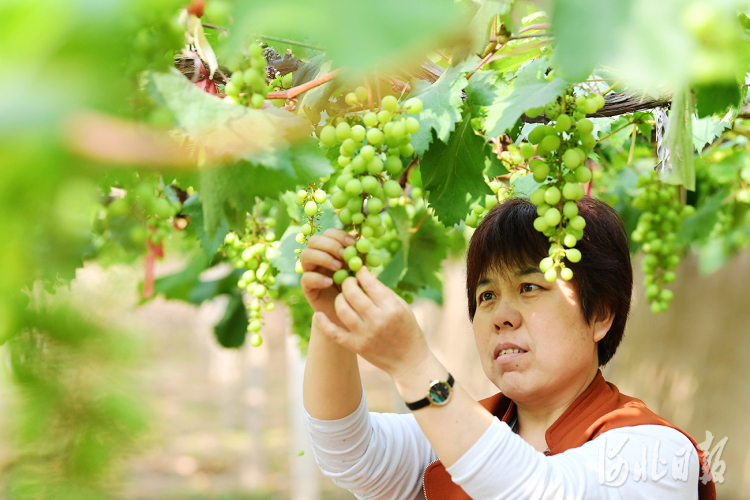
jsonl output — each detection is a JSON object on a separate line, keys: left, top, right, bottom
{"left": 294, "top": 54, "right": 337, "bottom": 119}
{"left": 410, "top": 64, "right": 470, "bottom": 156}
{"left": 420, "top": 116, "right": 494, "bottom": 227}
{"left": 152, "top": 258, "right": 242, "bottom": 306}
{"left": 693, "top": 117, "right": 731, "bottom": 152}
{"left": 199, "top": 140, "right": 333, "bottom": 236}
{"left": 214, "top": 291, "right": 248, "bottom": 348}
{"left": 465, "top": 70, "right": 507, "bottom": 121}
{"left": 551, "top": 0, "right": 629, "bottom": 81}
{"left": 399, "top": 210, "right": 450, "bottom": 292}
{"left": 453, "top": 0, "right": 513, "bottom": 62}
{"left": 377, "top": 206, "right": 411, "bottom": 288}
{"left": 181, "top": 194, "right": 228, "bottom": 259}
{"left": 693, "top": 81, "right": 741, "bottom": 118}
{"left": 676, "top": 189, "right": 728, "bottom": 245}
{"left": 484, "top": 58, "right": 568, "bottom": 138}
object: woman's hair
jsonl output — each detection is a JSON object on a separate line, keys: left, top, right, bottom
{"left": 465, "top": 196, "right": 633, "bottom": 367}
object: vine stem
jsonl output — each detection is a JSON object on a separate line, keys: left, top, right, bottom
{"left": 254, "top": 34, "right": 325, "bottom": 51}
{"left": 596, "top": 122, "right": 635, "bottom": 144}
{"left": 266, "top": 69, "right": 341, "bottom": 100}
{"left": 627, "top": 124, "right": 638, "bottom": 166}
{"left": 467, "top": 44, "right": 506, "bottom": 80}
{"left": 410, "top": 209, "right": 429, "bottom": 233}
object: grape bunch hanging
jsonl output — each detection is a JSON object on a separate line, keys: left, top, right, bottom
{"left": 309, "top": 90, "right": 423, "bottom": 283}
{"left": 222, "top": 213, "right": 281, "bottom": 347}
{"left": 520, "top": 93, "right": 605, "bottom": 282}
{"left": 224, "top": 43, "right": 268, "bottom": 108}
{"left": 631, "top": 171, "right": 694, "bottom": 313}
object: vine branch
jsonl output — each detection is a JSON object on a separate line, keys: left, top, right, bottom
{"left": 266, "top": 69, "right": 342, "bottom": 100}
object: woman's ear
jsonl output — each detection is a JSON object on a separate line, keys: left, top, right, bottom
{"left": 592, "top": 310, "right": 615, "bottom": 343}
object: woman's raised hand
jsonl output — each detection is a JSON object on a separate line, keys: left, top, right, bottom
{"left": 299, "top": 228, "right": 355, "bottom": 327}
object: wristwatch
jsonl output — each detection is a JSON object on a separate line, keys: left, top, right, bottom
{"left": 405, "top": 373, "right": 455, "bottom": 411}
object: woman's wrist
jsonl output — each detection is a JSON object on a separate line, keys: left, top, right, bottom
{"left": 391, "top": 352, "right": 450, "bottom": 405}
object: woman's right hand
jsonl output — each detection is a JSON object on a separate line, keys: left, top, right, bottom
{"left": 299, "top": 228, "right": 355, "bottom": 327}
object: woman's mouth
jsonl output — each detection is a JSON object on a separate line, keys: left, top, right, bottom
{"left": 494, "top": 345, "right": 528, "bottom": 364}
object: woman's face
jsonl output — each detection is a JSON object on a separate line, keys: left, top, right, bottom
{"left": 472, "top": 266, "right": 612, "bottom": 408}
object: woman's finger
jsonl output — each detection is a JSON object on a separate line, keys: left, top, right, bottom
{"left": 300, "top": 248, "right": 344, "bottom": 273}
{"left": 354, "top": 267, "right": 394, "bottom": 303}
{"left": 312, "top": 312, "right": 358, "bottom": 352}
{"left": 322, "top": 228, "right": 356, "bottom": 247}
{"left": 341, "top": 276, "right": 377, "bottom": 317}
{"left": 300, "top": 271, "right": 334, "bottom": 294}
{"left": 334, "top": 291, "right": 365, "bottom": 333}
{"left": 306, "top": 234, "right": 347, "bottom": 260}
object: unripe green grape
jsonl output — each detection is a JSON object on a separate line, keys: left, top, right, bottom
{"left": 360, "top": 145, "right": 375, "bottom": 161}
{"left": 555, "top": 114, "right": 572, "bottom": 132}
{"left": 398, "top": 144, "right": 414, "bottom": 157}
{"left": 384, "top": 180, "right": 402, "bottom": 198}
{"left": 533, "top": 216, "right": 549, "bottom": 232}
{"left": 544, "top": 207, "right": 561, "bottom": 226}
{"left": 338, "top": 155, "right": 351, "bottom": 167}
{"left": 525, "top": 106, "right": 543, "bottom": 118}
{"left": 411, "top": 187, "right": 423, "bottom": 199}
{"left": 520, "top": 143, "right": 535, "bottom": 159}
{"left": 566, "top": 248, "right": 582, "bottom": 263}
{"left": 352, "top": 212, "right": 365, "bottom": 225}
{"left": 338, "top": 207, "right": 353, "bottom": 225}
{"left": 249, "top": 319, "right": 262, "bottom": 332}
{"left": 231, "top": 71, "right": 246, "bottom": 87}
{"left": 363, "top": 112, "right": 378, "bottom": 127}
{"left": 381, "top": 95, "right": 398, "bottom": 112}
{"left": 301, "top": 223, "right": 312, "bottom": 235}
{"left": 361, "top": 226, "right": 374, "bottom": 238}
{"left": 563, "top": 234, "right": 577, "bottom": 247}
{"left": 367, "top": 157, "right": 384, "bottom": 174}
{"left": 353, "top": 86, "right": 368, "bottom": 102}
{"left": 563, "top": 201, "right": 579, "bottom": 219}
{"left": 527, "top": 126, "right": 546, "bottom": 145}
{"left": 254, "top": 285, "right": 267, "bottom": 298}
{"left": 576, "top": 118, "right": 594, "bottom": 135}
{"left": 366, "top": 128, "right": 385, "bottom": 146}
{"left": 367, "top": 197, "right": 384, "bottom": 213}
{"left": 249, "top": 298, "right": 261, "bottom": 311}
{"left": 281, "top": 73, "right": 293, "bottom": 88}
{"left": 385, "top": 156, "right": 403, "bottom": 176}
{"left": 351, "top": 124, "right": 366, "bottom": 142}
{"left": 345, "top": 179, "right": 362, "bottom": 196}
{"left": 404, "top": 98, "right": 423, "bottom": 114}
{"left": 336, "top": 173, "right": 353, "bottom": 190}
{"left": 361, "top": 176, "right": 380, "bottom": 194}
{"left": 541, "top": 134, "right": 561, "bottom": 151}
{"left": 545, "top": 102, "right": 560, "bottom": 119}
{"left": 225, "top": 232, "right": 237, "bottom": 245}
{"left": 575, "top": 96, "right": 587, "bottom": 110}
{"left": 250, "top": 94, "right": 265, "bottom": 108}
{"left": 335, "top": 122, "right": 352, "bottom": 141}
{"left": 575, "top": 167, "right": 592, "bottom": 184}
{"left": 530, "top": 187, "right": 546, "bottom": 206}
{"left": 341, "top": 138, "right": 357, "bottom": 157}
{"left": 320, "top": 125, "right": 337, "bottom": 147}
{"left": 345, "top": 92, "right": 359, "bottom": 107}
{"left": 390, "top": 121, "right": 406, "bottom": 137}
{"left": 348, "top": 256, "right": 363, "bottom": 272}
{"left": 377, "top": 110, "right": 391, "bottom": 124}
{"left": 561, "top": 267, "right": 574, "bottom": 281}
{"left": 544, "top": 186, "right": 561, "bottom": 205}
{"left": 537, "top": 203, "right": 550, "bottom": 216}
{"left": 581, "top": 133, "right": 596, "bottom": 149}
{"left": 356, "top": 238, "right": 371, "bottom": 253}
{"left": 351, "top": 156, "right": 366, "bottom": 174}
{"left": 663, "top": 271, "right": 677, "bottom": 283}
{"left": 347, "top": 196, "right": 363, "bottom": 212}
{"left": 343, "top": 245, "right": 358, "bottom": 261}
{"left": 563, "top": 182, "right": 580, "bottom": 201}
{"left": 540, "top": 257, "right": 554, "bottom": 272}
{"left": 532, "top": 163, "right": 550, "bottom": 183}
{"left": 650, "top": 302, "right": 663, "bottom": 314}
{"left": 405, "top": 117, "right": 420, "bottom": 134}
{"left": 570, "top": 215, "right": 586, "bottom": 231}
{"left": 333, "top": 269, "right": 350, "bottom": 284}
{"left": 366, "top": 252, "right": 382, "bottom": 267}
{"left": 314, "top": 189, "right": 327, "bottom": 204}
{"left": 465, "top": 212, "right": 478, "bottom": 228}
{"left": 562, "top": 149, "right": 581, "bottom": 169}
{"left": 304, "top": 201, "right": 318, "bottom": 216}
{"left": 249, "top": 332, "right": 263, "bottom": 347}
{"left": 472, "top": 204, "right": 485, "bottom": 215}
{"left": 485, "top": 195, "right": 499, "bottom": 210}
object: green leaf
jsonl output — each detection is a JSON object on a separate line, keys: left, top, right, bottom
{"left": 294, "top": 54, "right": 337, "bottom": 118}
{"left": 399, "top": 210, "right": 450, "bottom": 292}
{"left": 693, "top": 116, "right": 731, "bottom": 152}
{"left": 377, "top": 206, "right": 411, "bottom": 287}
{"left": 229, "top": 0, "right": 464, "bottom": 72}
{"left": 453, "top": 0, "right": 513, "bottom": 62}
{"left": 693, "top": 81, "right": 741, "bottom": 118}
{"left": 420, "top": 116, "right": 494, "bottom": 226}
{"left": 199, "top": 140, "right": 333, "bottom": 235}
{"left": 182, "top": 194, "right": 228, "bottom": 259}
{"left": 465, "top": 70, "right": 507, "bottom": 121}
{"left": 551, "top": 0, "right": 629, "bottom": 81}
{"left": 484, "top": 58, "right": 568, "bottom": 138}
{"left": 153, "top": 257, "right": 242, "bottom": 306}
{"left": 410, "top": 64, "right": 470, "bottom": 156}
{"left": 511, "top": 173, "right": 542, "bottom": 198}
{"left": 214, "top": 292, "right": 248, "bottom": 348}
{"left": 676, "top": 189, "right": 727, "bottom": 245}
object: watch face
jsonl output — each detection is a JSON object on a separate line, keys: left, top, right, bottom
{"left": 428, "top": 381, "right": 451, "bottom": 405}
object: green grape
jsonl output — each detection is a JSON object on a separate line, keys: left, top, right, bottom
{"left": 544, "top": 186, "right": 561, "bottom": 205}
{"left": 249, "top": 320, "right": 262, "bottom": 332}
{"left": 348, "top": 256, "right": 363, "bottom": 272}
{"left": 367, "top": 157, "right": 384, "bottom": 174}
{"left": 390, "top": 121, "right": 406, "bottom": 137}
{"left": 345, "top": 92, "right": 359, "bottom": 106}
{"left": 363, "top": 112, "right": 378, "bottom": 127}
{"left": 532, "top": 163, "right": 550, "bottom": 183}
{"left": 351, "top": 125, "right": 366, "bottom": 142}
{"left": 345, "top": 179, "right": 362, "bottom": 196}
{"left": 352, "top": 212, "right": 365, "bottom": 225}
{"left": 405, "top": 117, "right": 420, "bottom": 134}
{"left": 282, "top": 73, "right": 293, "bottom": 88}
{"left": 563, "top": 234, "right": 577, "bottom": 247}
{"left": 333, "top": 269, "right": 350, "bottom": 284}
{"left": 360, "top": 145, "right": 375, "bottom": 161}
{"left": 575, "top": 167, "right": 592, "bottom": 184}
{"left": 367, "top": 128, "right": 385, "bottom": 146}
{"left": 562, "top": 149, "right": 581, "bottom": 169}
{"left": 404, "top": 98, "right": 423, "bottom": 114}
{"left": 381, "top": 95, "right": 398, "bottom": 112}
{"left": 566, "top": 248, "right": 582, "bottom": 263}
{"left": 544, "top": 208, "right": 561, "bottom": 226}
{"left": 336, "top": 173, "right": 353, "bottom": 190}
{"left": 355, "top": 86, "right": 369, "bottom": 102}
{"left": 336, "top": 122, "right": 352, "bottom": 141}
{"left": 361, "top": 176, "right": 380, "bottom": 194}
{"left": 319, "top": 125, "right": 337, "bottom": 147}
{"left": 560, "top": 268, "right": 574, "bottom": 281}
{"left": 338, "top": 207, "right": 353, "bottom": 224}
{"left": 541, "top": 134, "right": 561, "bottom": 151}
{"left": 343, "top": 245, "right": 358, "bottom": 261}
{"left": 385, "top": 156, "right": 403, "bottom": 176}
{"left": 338, "top": 155, "right": 351, "bottom": 167}
{"left": 367, "top": 197, "right": 384, "bottom": 213}
{"left": 577, "top": 118, "right": 593, "bottom": 135}
{"left": 301, "top": 224, "right": 312, "bottom": 235}
{"left": 356, "top": 238, "right": 371, "bottom": 253}
{"left": 563, "top": 201, "right": 579, "bottom": 219}
{"left": 366, "top": 252, "right": 382, "bottom": 267}
{"left": 399, "top": 144, "right": 415, "bottom": 157}
{"left": 384, "top": 180, "right": 402, "bottom": 198}
{"left": 304, "top": 201, "right": 318, "bottom": 216}
{"left": 555, "top": 114, "right": 572, "bottom": 132}
{"left": 314, "top": 189, "right": 327, "bottom": 204}
{"left": 347, "top": 196, "right": 363, "bottom": 212}
{"left": 520, "top": 143, "right": 535, "bottom": 159}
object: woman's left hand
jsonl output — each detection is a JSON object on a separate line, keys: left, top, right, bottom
{"left": 312, "top": 266, "right": 431, "bottom": 380}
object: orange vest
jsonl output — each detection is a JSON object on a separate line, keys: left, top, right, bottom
{"left": 423, "top": 371, "right": 716, "bottom": 499}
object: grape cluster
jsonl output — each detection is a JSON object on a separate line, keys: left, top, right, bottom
{"left": 631, "top": 171, "right": 693, "bottom": 313}
{"left": 315, "top": 93, "right": 423, "bottom": 282}
{"left": 293, "top": 185, "right": 328, "bottom": 274}
{"left": 224, "top": 43, "right": 268, "bottom": 108}
{"left": 223, "top": 215, "right": 281, "bottom": 347}
{"left": 521, "top": 93, "right": 606, "bottom": 282}
{"left": 270, "top": 72, "right": 294, "bottom": 108}
{"left": 98, "top": 181, "right": 182, "bottom": 249}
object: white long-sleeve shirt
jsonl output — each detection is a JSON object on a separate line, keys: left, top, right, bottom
{"left": 304, "top": 390, "right": 700, "bottom": 500}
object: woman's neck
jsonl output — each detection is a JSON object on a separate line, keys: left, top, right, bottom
{"left": 515, "top": 364, "right": 600, "bottom": 452}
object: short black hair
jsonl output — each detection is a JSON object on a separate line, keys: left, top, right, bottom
{"left": 466, "top": 196, "right": 633, "bottom": 367}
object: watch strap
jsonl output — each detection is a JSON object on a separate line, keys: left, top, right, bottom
{"left": 405, "top": 373, "right": 454, "bottom": 411}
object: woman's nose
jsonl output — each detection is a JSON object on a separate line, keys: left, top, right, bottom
{"left": 492, "top": 300, "right": 522, "bottom": 331}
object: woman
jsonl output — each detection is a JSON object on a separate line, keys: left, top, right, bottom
{"left": 299, "top": 197, "right": 715, "bottom": 499}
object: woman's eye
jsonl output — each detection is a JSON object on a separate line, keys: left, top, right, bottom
{"left": 521, "top": 283, "right": 540, "bottom": 293}
{"left": 479, "top": 291, "right": 495, "bottom": 303}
